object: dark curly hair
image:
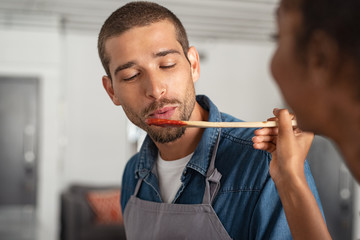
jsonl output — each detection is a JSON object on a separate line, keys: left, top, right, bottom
{"left": 98, "top": 1, "right": 189, "bottom": 80}
{"left": 299, "top": 0, "right": 360, "bottom": 62}
{"left": 283, "top": 0, "right": 360, "bottom": 95}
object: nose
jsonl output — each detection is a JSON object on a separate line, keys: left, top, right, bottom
{"left": 144, "top": 72, "right": 167, "bottom": 100}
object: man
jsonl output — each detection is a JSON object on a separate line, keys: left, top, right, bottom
{"left": 98, "top": 1, "right": 323, "bottom": 239}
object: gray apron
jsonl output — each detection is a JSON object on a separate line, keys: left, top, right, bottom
{"left": 123, "top": 132, "right": 232, "bottom": 240}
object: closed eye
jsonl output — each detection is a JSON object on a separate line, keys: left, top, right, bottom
{"left": 123, "top": 73, "right": 140, "bottom": 81}
{"left": 160, "top": 64, "right": 176, "bottom": 69}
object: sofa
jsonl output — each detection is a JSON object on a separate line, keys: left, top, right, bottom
{"left": 60, "top": 184, "right": 126, "bottom": 240}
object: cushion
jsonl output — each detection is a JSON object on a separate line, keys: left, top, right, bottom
{"left": 87, "top": 190, "right": 123, "bottom": 225}
{"left": 80, "top": 224, "right": 126, "bottom": 240}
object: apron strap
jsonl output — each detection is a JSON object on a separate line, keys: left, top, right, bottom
{"left": 203, "top": 130, "right": 222, "bottom": 205}
{"left": 133, "top": 177, "right": 143, "bottom": 197}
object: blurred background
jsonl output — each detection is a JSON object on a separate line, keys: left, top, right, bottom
{"left": 0, "top": 0, "right": 358, "bottom": 239}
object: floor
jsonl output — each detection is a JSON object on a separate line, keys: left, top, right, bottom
{"left": 0, "top": 206, "right": 37, "bottom": 240}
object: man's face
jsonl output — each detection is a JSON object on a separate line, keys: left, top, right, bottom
{"left": 103, "top": 20, "right": 199, "bottom": 143}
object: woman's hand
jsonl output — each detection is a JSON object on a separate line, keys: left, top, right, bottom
{"left": 252, "top": 108, "right": 314, "bottom": 185}
{"left": 253, "top": 109, "right": 332, "bottom": 239}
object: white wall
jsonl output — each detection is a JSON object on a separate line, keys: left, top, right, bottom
{"left": 60, "top": 33, "right": 130, "bottom": 187}
{"left": 194, "top": 40, "right": 284, "bottom": 121}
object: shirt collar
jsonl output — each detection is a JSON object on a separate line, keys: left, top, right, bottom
{"left": 135, "top": 95, "right": 222, "bottom": 178}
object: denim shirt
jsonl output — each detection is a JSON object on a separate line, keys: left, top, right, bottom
{"left": 121, "top": 95, "right": 324, "bottom": 240}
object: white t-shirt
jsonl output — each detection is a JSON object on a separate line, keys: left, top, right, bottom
{"left": 156, "top": 152, "right": 193, "bottom": 203}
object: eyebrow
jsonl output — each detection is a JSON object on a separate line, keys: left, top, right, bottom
{"left": 113, "top": 61, "right": 136, "bottom": 77}
{"left": 154, "top": 49, "right": 181, "bottom": 57}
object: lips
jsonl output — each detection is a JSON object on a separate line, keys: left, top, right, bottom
{"left": 148, "top": 106, "right": 177, "bottom": 119}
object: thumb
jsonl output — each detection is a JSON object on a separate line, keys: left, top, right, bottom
{"left": 274, "top": 108, "right": 294, "bottom": 140}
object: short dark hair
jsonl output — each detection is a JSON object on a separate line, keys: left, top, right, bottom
{"left": 98, "top": 1, "right": 189, "bottom": 78}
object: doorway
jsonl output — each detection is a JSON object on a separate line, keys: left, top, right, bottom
{"left": 0, "top": 76, "right": 40, "bottom": 239}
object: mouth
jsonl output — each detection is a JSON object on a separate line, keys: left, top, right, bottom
{"left": 147, "top": 106, "right": 177, "bottom": 120}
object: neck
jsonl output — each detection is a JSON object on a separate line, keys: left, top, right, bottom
{"left": 323, "top": 96, "right": 360, "bottom": 183}
{"left": 155, "top": 102, "right": 209, "bottom": 160}
{"left": 332, "top": 126, "right": 360, "bottom": 183}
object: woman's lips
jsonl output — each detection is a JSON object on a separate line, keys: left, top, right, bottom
{"left": 148, "top": 106, "right": 177, "bottom": 119}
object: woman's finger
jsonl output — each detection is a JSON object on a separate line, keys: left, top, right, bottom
{"left": 252, "top": 135, "right": 275, "bottom": 143}
{"left": 253, "top": 142, "right": 277, "bottom": 152}
{"left": 267, "top": 117, "right": 278, "bottom": 121}
{"left": 254, "top": 127, "right": 279, "bottom": 136}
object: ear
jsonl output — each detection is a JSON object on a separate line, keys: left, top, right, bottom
{"left": 307, "top": 30, "right": 339, "bottom": 87}
{"left": 102, "top": 76, "right": 121, "bottom": 106}
{"left": 187, "top": 46, "right": 200, "bottom": 83}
